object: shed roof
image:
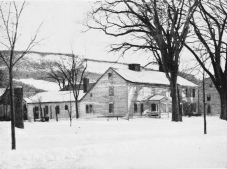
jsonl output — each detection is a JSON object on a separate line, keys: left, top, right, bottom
{"left": 25, "top": 91, "right": 85, "bottom": 104}
{"left": 112, "top": 68, "right": 197, "bottom": 87}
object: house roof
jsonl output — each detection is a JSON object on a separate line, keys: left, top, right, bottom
{"left": 25, "top": 91, "right": 86, "bottom": 104}
{"left": 112, "top": 68, "right": 197, "bottom": 87}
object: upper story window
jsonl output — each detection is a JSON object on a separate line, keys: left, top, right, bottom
{"left": 207, "top": 94, "right": 211, "bottom": 101}
{"left": 108, "top": 73, "right": 113, "bottom": 80}
{"left": 109, "top": 86, "right": 114, "bottom": 96}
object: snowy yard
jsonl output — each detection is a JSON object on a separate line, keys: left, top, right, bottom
{"left": 0, "top": 116, "right": 227, "bottom": 169}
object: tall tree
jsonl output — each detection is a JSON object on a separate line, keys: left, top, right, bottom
{"left": 185, "top": 0, "right": 227, "bottom": 120}
{"left": 0, "top": 1, "right": 42, "bottom": 149}
{"left": 87, "top": 0, "right": 199, "bottom": 121}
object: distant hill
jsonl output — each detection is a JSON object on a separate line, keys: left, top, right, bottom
{"left": 0, "top": 50, "right": 199, "bottom": 96}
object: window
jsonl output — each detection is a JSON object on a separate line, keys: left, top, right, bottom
{"left": 192, "top": 89, "right": 195, "bottom": 98}
{"left": 33, "top": 106, "right": 39, "bottom": 119}
{"left": 90, "top": 105, "right": 93, "bottom": 113}
{"left": 86, "top": 105, "right": 89, "bottom": 113}
{"left": 86, "top": 104, "right": 93, "bottom": 113}
{"left": 109, "top": 103, "right": 114, "bottom": 113}
{"left": 209, "top": 83, "right": 213, "bottom": 88}
{"left": 65, "top": 105, "right": 68, "bottom": 110}
{"left": 44, "top": 106, "right": 49, "bottom": 115}
{"left": 151, "top": 104, "right": 158, "bottom": 112}
{"left": 90, "top": 93, "right": 93, "bottom": 97}
{"left": 108, "top": 73, "right": 112, "bottom": 79}
{"left": 207, "top": 104, "right": 211, "bottom": 114}
{"left": 207, "top": 94, "right": 211, "bottom": 101}
{"left": 134, "top": 103, "right": 137, "bottom": 113}
{"left": 109, "top": 86, "right": 114, "bottom": 96}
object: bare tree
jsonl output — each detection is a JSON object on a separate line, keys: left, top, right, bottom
{"left": 86, "top": 0, "right": 200, "bottom": 122}
{"left": 46, "top": 61, "right": 68, "bottom": 90}
{"left": 50, "top": 55, "right": 87, "bottom": 126}
{"left": 185, "top": 0, "right": 227, "bottom": 120}
{"left": 0, "top": 1, "right": 42, "bottom": 149}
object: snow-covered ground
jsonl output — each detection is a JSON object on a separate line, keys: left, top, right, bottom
{"left": 0, "top": 116, "right": 227, "bottom": 169}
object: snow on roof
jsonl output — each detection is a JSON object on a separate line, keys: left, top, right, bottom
{"left": 14, "top": 78, "right": 60, "bottom": 91}
{"left": 25, "top": 91, "right": 85, "bottom": 104}
{"left": 113, "top": 68, "right": 197, "bottom": 87}
{"left": 86, "top": 60, "right": 130, "bottom": 74}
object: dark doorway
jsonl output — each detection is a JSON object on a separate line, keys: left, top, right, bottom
{"left": 140, "top": 103, "right": 144, "bottom": 116}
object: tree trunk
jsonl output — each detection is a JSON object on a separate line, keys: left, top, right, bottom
{"left": 203, "top": 72, "right": 207, "bottom": 134}
{"left": 9, "top": 68, "right": 16, "bottom": 150}
{"left": 219, "top": 90, "right": 227, "bottom": 120}
{"left": 70, "top": 116, "right": 72, "bottom": 127}
{"left": 14, "top": 87, "right": 24, "bottom": 129}
{"left": 75, "top": 100, "right": 79, "bottom": 119}
{"left": 56, "top": 112, "right": 58, "bottom": 122}
{"left": 170, "top": 75, "right": 182, "bottom": 122}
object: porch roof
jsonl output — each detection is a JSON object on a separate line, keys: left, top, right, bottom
{"left": 136, "top": 95, "right": 171, "bottom": 102}
{"left": 149, "top": 95, "right": 166, "bottom": 101}
{"left": 148, "top": 95, "right": 171, "bottom": 102}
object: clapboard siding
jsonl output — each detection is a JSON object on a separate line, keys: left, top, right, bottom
{"left": 79, "top": 68, "right": 128, "bottom": 117}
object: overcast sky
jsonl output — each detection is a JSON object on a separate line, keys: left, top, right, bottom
{"left": 0, "top": 0, "right": 200, "bottom": 76}
{"left": 10, "top": 0, "right": 154, "bottom": 66}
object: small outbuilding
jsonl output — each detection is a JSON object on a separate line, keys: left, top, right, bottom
{"left": 25, "top": 91, "right": 85, "bottom": 121}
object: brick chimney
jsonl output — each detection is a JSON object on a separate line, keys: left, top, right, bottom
{"left": 128, "top": 64, "right": 140, "bottom": 71}
{"left": 83, "top": 78, "right": 89, "bottom": 93}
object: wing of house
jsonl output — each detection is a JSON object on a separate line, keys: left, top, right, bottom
{"left": 25, "top": 91, "right": 86, "bottom": 120}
